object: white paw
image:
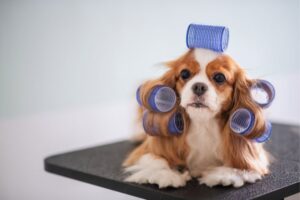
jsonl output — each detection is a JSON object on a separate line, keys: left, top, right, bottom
{"left": 124, "top": 154, "right": 190, "bottom": 188}
{"left": 239, "top": 170, "right": 262, "bottom": 183}
{"left": 199, "top": 166, "right": 262, "bottom": 188}
{"left": 199, "top": 167, "right": 244, "bottom": 187}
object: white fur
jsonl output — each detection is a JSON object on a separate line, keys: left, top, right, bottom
{"left": 186, "top": 117, "right": 262, "bottom": 188}
{"left": 199, "top": 166, "right": 262, "bottom": 187}
{"left": 124, "top": 154, "right": 191, "bottom": 188}
{"left": 194, "top": 48, "right": 220, "bottom": 69}
{"left": 183, "top": 48, "right": 224, "bottom": 176}
{"left": 186, "top": 117, "right": 222, "bottom": 177}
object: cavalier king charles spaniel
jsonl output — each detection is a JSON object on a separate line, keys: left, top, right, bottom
{"left": 123, "top": 48, "right": 270, "bottom": 188}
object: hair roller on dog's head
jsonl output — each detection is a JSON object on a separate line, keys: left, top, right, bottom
{"left": 142, "top": 108, "right": 188, "bottom": 137}
{"left": 136, "top": 85, "right": 177, "bottom": 113}
{"left": 250, "top": 79, "right": 275, "bottom": 109}
{"left": 186, "top": 24, "right": 229, "bottom": 52}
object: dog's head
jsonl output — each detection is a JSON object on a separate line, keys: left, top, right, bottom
{"left": 141, "top": 48, "right": 266, "bottom": 138}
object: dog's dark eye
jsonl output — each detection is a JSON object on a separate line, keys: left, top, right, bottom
{"left": 180, "top": 69, "right": 191, "bottom": 80}
{"left": 213, "top": 73, "right": 226, "bottom": 84}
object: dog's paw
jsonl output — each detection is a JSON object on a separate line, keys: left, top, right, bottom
{"left": 199, "top": 166, "right": 263, "bottom": 188}
{"left": 239, "top": 170, "right": 262, "bottom": 183}
{"left": 199, "top": 167, "right": 244, "bottom": 187}
{"left": 124, "top": 154, "right": 190, "bottom": 188}
{"left": 125, "top": 169, "right": 188, "bottom": 188}
{"left": 125, "top": 167, "right": 190, "bottom": 188}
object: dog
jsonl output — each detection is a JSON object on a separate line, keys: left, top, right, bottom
{"left": 123, "top": 48, "right": 270, "bottom": 188}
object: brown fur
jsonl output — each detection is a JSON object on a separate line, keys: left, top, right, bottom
{"left": 220, "top": 68, "right": 269, "bottom": 174}
{"left": 123, "top": 50, "right": 196, "bottom": 168}
{"left": 123, "top": 50, "right": 270, "bottom": 175}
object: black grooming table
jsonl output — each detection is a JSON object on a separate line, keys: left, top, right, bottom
{"left": 44, "top": 123, "right": 300, "bottom": 200}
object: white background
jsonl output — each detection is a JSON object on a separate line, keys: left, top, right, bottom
{"left": 0, "top": 0, "right": 299, "bottom": 199}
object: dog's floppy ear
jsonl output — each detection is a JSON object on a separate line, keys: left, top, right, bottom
{"left": 138, "top": 67, "right": 177, "bottom": 109}
{"left": 156, "top": 68, "right": 177, "bottom": 88}
{"left": 140, "top": 49, "right": 195, "bottom": 97}
{"left": 221, "top": 68, "right": 269, "bottom": 174}
{"left": 229, "top": 69, "right": 266, "bottom": 139}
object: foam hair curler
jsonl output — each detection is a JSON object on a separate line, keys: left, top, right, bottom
{"left": 168, "top": 112, "right": 185, "bottom": 135}
{"left": 230, "top": 108, "right": 255, "bottom": 135}
{"left": 254, "top": 121, "right": 272, "bottom": 143}
{"left": 136, "top": 85, "right": 177, "bottom": 113}
{"left": 142, "top": 109, "right": 186, "bottom": 136}
{"left": 250, "top": 79, "right": 275, "bottom": 109}
{"left": 230, "top": 108, "right": 273, "bottom": 143}
{"left": 186, "top": 24, "right": 229, "bottom": 52}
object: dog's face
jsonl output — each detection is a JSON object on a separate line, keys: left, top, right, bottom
{"left": 178, "top": 49, "right": 236, "bottom": 120}
{"left": 162, "top": 48, "right": 240, "bottom": 122}
{"left": 140, "top": 48, "right": 265, "bottom": 138}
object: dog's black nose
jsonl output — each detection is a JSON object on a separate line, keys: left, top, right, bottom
{"left": 192, "top": 82, "right": 208, "bottom": 96}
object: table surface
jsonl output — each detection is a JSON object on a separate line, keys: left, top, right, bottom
{"left": 44, "top": 123, "right": 300, "bottom": 200}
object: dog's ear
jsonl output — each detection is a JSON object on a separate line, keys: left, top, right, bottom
{"left": 228, "top": 69, "right": 266, "bottom": 139}
{"left": 221, "top": 68, "right": 269, "bottom": 174}
{"left": 140, "top": 49, "right": 195, "bottom": 101}
{"left": 138, "top": 67, "right": 177, "bottom": 110}
{"left": 156, "top": 68, "right": 177, "bottom": 88}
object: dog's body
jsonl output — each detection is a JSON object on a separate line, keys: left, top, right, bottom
{"left": 123, "top": 49, "right": 270, "bottom": 188}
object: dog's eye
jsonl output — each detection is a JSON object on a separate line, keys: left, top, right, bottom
{"left": 213, "top": 73, "right": 226, "bottom": 84}
{"left": 180, "top": 69, "right": 191, "bottom": 80}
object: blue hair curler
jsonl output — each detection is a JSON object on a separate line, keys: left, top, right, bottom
{"left": 250, "top": 79, "right": 275, "bottom": 109}
{"left": 230, "top": 108, "right": 255, "bottom": 135}
{"left": 254, "top": 121, "right": 272, "bottom": 143}
{"left": 186, "top": 24, "right": 229, "bottom": 52}
{"left": 168, "top": 112, "right": 184, "bottom": 135}
{"left": 142, "top": 111, "right": 184, "bottom": 136}
{"left": 136, "top": 85, "right": 177, "bottom": 113}
{"left": 230, "top": 108, "right": 273, "bottom": 143}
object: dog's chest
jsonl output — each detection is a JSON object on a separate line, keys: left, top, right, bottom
{"left": 186, "top": 120, "right": 222, "bottom": 176}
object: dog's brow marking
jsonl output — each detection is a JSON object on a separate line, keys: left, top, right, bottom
{"left": 192, "top": 48, "right": 220, "bottom": 85}
{"left": 194, "top": 48, "right": 220, "bottom": 70}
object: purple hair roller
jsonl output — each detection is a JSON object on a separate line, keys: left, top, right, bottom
{"left": 250, "top": 79, "right": 275, "bottom": 109}
{"left": 186, "top": 24, "right": 229, "bottom": 52}
{"left": 136, "top": 85, "right": 177, "bottom": 113}
{"left": 254, "top": 121, "right": 272, "bottom": 143}
{"left": 230, "top": 108, "right": 255, "bottom": 135}
{"left": 168, "top": 112, "right": 184, "bottom": 135}
{"left": 230, "top": 109, "right": 273, "bottom": 143}
{"left": 142, "top": 111, "right": 184, "bottom": 136}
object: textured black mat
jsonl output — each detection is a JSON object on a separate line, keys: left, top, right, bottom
{"left": 45, "top": 123, "right": 300, "bottom": 200}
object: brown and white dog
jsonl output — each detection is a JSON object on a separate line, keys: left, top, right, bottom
{"left": 123, "top": 48, "right": 270, "bottom": 188}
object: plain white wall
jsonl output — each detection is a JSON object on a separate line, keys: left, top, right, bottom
{"left": 0, "top": 0, "right": 299, "bottom": 199}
